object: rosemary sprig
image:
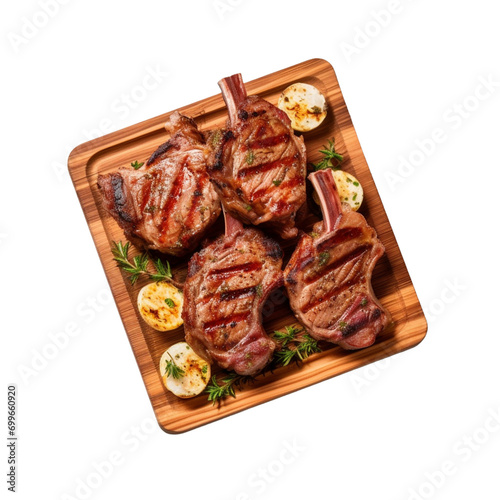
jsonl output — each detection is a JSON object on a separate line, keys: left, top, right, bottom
{"left": 111, "top": 241, "right": 149, "bottom": 285}
{"left": 149, "top": 258, "right": 172, "bottom": 283}
{"left": 111, "top": 240, "right": 173, "bottom": 285}
{"left": 165, "top": 353, "right": 185, "bottom": 379}
{"left": 311, "top": 139, "right": 343, "bottom": 171}
{"left": 206, "top": 373, "right": 256, "bottom": 405}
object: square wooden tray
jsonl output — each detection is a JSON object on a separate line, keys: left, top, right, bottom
{"left": 68, "top": 58, "right": 427, "bottom": 433}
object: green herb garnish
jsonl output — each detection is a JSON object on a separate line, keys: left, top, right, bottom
{"left": 272, "top": 179, "right": 282, "bottom": 187}
{"left": 318, "top": 251, "right": 330, "bottom": 266}
{"left": 210, "top": 129, "right": 222, "bottom": 148}
{"left": 206, "top": 373, "right": 256, "bottom": 405}
{"left": 312, "top": 139, "right": 343, "bottom": 171}
{"left": 165, "top": 353, "right": 185, "bottom": 379}
{"left": 272, "top": 326, "right": 321, "bottom": 367}
{"left": 205, "top": 325, "right": 322, "bottom": 404}
{"left": 245, "top": 149, "right": 255, "bottom": 165}
{"left": 164, "top": 298, "right": 175, "bottom": 308}
{"left": 111, "top": 241, "right": 149, "bottom": 285}
{"left": 149, "top": 258, "right": 172, "bottom": 283}
{"left": 205, "top": 326, "right": 321, "bottom": 405}
{"left": 111, "top": 241, "right": 173, "bottom": 284}
{"left": 131, "top": 160, "right": 144, "bottom": 170}
{"left": 272, "top": 325, "right": 301, "bottom": 347}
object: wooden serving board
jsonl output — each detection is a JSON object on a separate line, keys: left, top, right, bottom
{"left": 68, "top": 58, "right": 427, "bottom": 434}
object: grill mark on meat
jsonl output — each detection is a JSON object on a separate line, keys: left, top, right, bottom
{"left": 284, "top": 169, "right": 390, "bottom": 350}
{"left": 139, "top": 177, "right": 153, "bottom": 213}
{"left": 111, "top": 174, "right": 134, "bottom": 223}
{"left": 197, "top": 284, "right": 258, "bottom": 305}
{"left": 202, "top": 312, "right": 251, "bottom": 335}
{"left": 238, "top": 155, "right": 296, "bottom": 179}
{"left": 304, "top": 245, "right": 371, "bottom": 285}
{"left": 220, "top": 286, "right": 257, "bottom": 302}
{"left": 317, "top": 227, "right": 363, "bottom": 252}
{"left": 146, "top": 141, "right": 174, "bottom": 166}
{"left": 272, "top": 198, "right": 292, "bottom": 216}
{"left": 209, "top": 75, "right": 307, "bottom": 239}
{"left": 249, "top": 175, "right": 304, "bottom": 202}
{"left": 184, "top": 175, "right": 204, "bottom": 228}
{"left": 262, "top": 238, "right": 284, "bottom": 260}
{"left": 209, "top": 130, "right": 235, "bottom": 172}
{"left": 256, "top": 124, "right": 267, "bottom": 137}
{"left": 280, "top": 175, "right": 305, "bottom": 190}
{"left": 99, "top": 111, "right": 220, "bottom": 256}
{"left": 302, "top": 277, "right": 363, "bottom": 313}
{"left": 339, "top": 308, "right": 382, "bottom": 337}
{"left": 247, "top": 133, "right": 290, "bottom": 150}
{"left": 208, "top": 261, "right": 262, "bottom": 280}
{"left": 158, "top": 167, "right": 185, "bottom": 242}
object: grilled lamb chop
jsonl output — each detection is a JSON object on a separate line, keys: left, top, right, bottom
{"left": 98, "top": 112, "right": 220, "bottom": 256}
{"left": 182, "top": 210, "right": 283, "bottom": 375}
{"left": 284, "top": 169, "right": 390, "bottom": 349}
{"left": 207, "top": 74, "right": 307, "bottom": 239}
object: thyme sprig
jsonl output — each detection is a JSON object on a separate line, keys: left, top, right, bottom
{"left": 206, "top": 373, "right": 256, "bottom": 405}
{"left": 311, "top": 139, "right": 343, "bottom": 171}
{"left": 111, "top": 241, "right": 174, "bottom": 285}
{"left": 271, "top": 326, "right": 321, "bottom": 367}
{"left": 205, "top": 325, "right": 322, "bottom": 404}
{"left": 165, "top": 353, "right": 185, "bottom": 379}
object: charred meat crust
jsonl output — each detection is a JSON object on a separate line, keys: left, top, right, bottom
{"left": 97, "top": 173, "right": 136, "bottom": 227}
{"left": 97, "top": 111, "right": 221, "bottom": 256}
{"left": 208, "top": 130, "right": 235, "bottom": 172}
{"left": 284, "top": 169, "right": 390, "bottom": 350}
{"left": 209, "top": 76, "right": 307, "bottom": 239}
{"left": 146, "top": 141, "right": 174, "bottom": 166}
{"left": 182, "top": 226, "right": 283, "bottom": 376}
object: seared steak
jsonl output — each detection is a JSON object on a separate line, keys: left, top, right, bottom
{"left": 98, "top": 112, "right": 220, "bottom": 256}
{"left": 284, "top": 169, "right": 390, "bottom": 349}
{"left": 182, "top": 210, "right": 283, "bottom": 375}
{"left": 207, "top": 74, "right": 307, "bottom": 239}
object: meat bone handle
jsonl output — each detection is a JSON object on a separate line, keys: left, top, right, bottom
{"left": 218, "top": 74, "right": 247, "bottom": 127}
{"left": 309, "top": 169, "right": 342, "bottom": 233}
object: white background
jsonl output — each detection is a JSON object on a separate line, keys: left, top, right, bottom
{"left": 2, "top": 0, "right": 499, "bottom": 499}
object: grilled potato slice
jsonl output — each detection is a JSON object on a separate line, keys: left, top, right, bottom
{"left": 137, "top": 281, "right": 183, "bottom": 331}
{"left": 333, "top": 170, "right": 364, "bottom": 211}
{"left": 278, "top": 82, "right": 327, "bottom": 132}
{"left": 159, "top": 342, "right": 211, "bottom": 398}
{"left": 312, "top": 170, "right": 364, "bottom": 211}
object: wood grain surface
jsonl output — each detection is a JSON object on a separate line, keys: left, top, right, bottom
{"left": 68, "top": 58, "right": 427, "bottom": 434}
